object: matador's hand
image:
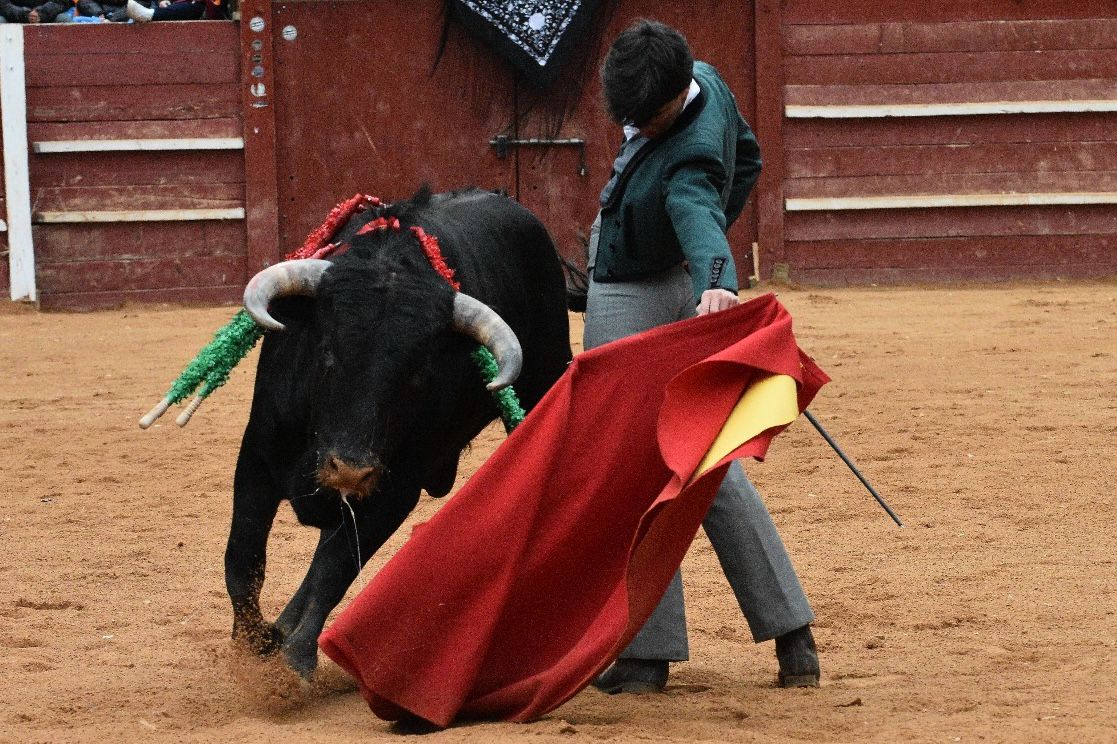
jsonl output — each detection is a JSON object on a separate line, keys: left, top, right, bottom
{"left": 697, "top": 288, "right": 740, "bottom": 315}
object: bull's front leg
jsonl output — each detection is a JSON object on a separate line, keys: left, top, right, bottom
{"left": 278, "top": 487, "right": 421, "bottom": 677}
{"left": 225, "top": 448, "right": 283, "bottom": 655}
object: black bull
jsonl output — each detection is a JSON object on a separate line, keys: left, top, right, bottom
{"left": 226, "top": 188, "right": 572, "bottom": 675}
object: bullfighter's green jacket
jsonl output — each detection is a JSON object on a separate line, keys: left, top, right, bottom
{"left": 593, "top": 61, "right": 762, "bottom": 300}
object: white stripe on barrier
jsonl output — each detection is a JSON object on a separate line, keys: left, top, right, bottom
{"left": 35, "top": 208, "right": 246, "bottom": 223}
{"left": 786, "top": 192, "right": 1117, "bottom": 211}
{"left": 33, "top": 138, "right": 245, "bottom": 153}
{"left": 785, "top": 100, "right": 1117, "bottom": 118}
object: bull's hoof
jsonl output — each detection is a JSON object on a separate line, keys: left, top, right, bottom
{"left": 281, "top": 641, "right": 319, "bottom": 680}
{"left": 233, "top": 621, "right": 284, "bottom": 656}
{"left": 775, "top": 625, "right": 821, "bottom": 688}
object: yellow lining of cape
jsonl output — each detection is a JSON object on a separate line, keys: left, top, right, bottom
{"left": 689, "top": 374, "right": 799, "bottom": 484}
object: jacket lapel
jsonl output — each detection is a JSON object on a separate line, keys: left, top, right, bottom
{"left": 601, "top": 89, "right": 708, "bottom": 211}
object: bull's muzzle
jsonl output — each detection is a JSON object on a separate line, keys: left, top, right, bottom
{"left": 318, "top": 453, "right": 383, "bottom": 499}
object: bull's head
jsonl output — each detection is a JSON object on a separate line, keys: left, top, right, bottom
{"left": 242, "top": 256, "right": 522, "bottom": 499}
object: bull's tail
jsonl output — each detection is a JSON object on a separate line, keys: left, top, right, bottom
{"left": 560, "top": 256, "right": 588, "bottom": 313}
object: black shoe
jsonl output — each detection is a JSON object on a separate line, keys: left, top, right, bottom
{"left": 390, "top": 713, "right": 441, "bottom": 734}
{"left": 591, "top": 658, "right": 669, "bottom": 694}
{"left": 775, "top": 625, "right": 820, "bottom": 688}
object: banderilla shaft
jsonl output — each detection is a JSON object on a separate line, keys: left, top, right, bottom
{"left": 803, "top": 409, "right": 904, "bottom": 527}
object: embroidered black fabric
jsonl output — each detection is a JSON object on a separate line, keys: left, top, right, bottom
{"left": 449, "top": 0, "right": 601, "bottom": 89}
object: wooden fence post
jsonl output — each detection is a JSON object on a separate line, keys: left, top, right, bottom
{"left": 753, "top": 0, "right": 786, "bottom": 280}
{"left": 240, "top": 0, "right": 280, "bottom": 271}
{"left": 1, "top": 25, "right": 34, "bottom": 303}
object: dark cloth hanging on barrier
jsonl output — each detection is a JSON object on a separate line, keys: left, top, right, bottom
{"left": 448, "top": 0, "right": 602, "bottom": 89}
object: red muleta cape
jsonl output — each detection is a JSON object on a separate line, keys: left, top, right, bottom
{"left": 319, "top": 293, "right": 828, "bottom": 727}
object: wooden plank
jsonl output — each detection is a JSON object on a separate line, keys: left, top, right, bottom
{"left": 785, "top": 236, "right": 1117, "bottom": 270}
{"left": 787, "top": 193, "right": 1117, "bottom": 211}
{"left": 785, "top": 113, "right": 1116, "bottom": 148}
{"left": 32, "top": 220, "right": 246, "bottom": 263}
{"left": 785, "top": 205, "right": 1117, "bottom": 241}
{"left": 786, "top": 80, "right": 1117, "bottom": 107}
{"left": 787, "top": 100, "right": 1117, "bottom": 118}
{"left": 38, "top": 285, "right": 242, "bottom": 311}
{"left": 36, "top": 254, "right": 247, "bottom": 294}
{"left": 30, "top": 183, "right": 243, "bottom": 212}
{"left": 2, "top": 25, "right": 35, "bottom": 303}
{"left": 32, "top": 150, "right": 244, "bottom": 188}
{"left": 27, "top": 84, "right": 240, "bottom": 123}
{"left": 785, "top": 172, "right": 1117, "bottom": 199}
{"left": 24, "top": 51, "right": 240, "bottom": 88}
{"left": 784, "top": 19, "right": 1117, "bottom": 56}
{"left": 753, "top": 0, "right": 787, "bottom": 275}
{"left": 786, "top": 142, "right": 1117, "bottom": 178}
{"left": 28, "top": 118, "right": 242, "bottom": 141}
{"left": 36, "top": 208, "right": 245, "bottom": 223}
{"left": 22, "top": 22, "right": 238, "bottom": 55}
{"left": 785, "top": 50, "right": 1117, "bottom": 86}
{"left": 33, "top": 138, "right": 244, "bottom": 154}
{"left": 790, "top": 263, "right": 1117, "bottom": 285}
{"left": 783, "top": 1, "right": 1111, "bottom": 24}
{"left": 34, "top": 219, "right": 243, "bottom": 259}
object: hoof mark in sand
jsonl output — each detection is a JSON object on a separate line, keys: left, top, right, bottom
{"left": 15, "top": 598, "right": 83, "bottom": 611}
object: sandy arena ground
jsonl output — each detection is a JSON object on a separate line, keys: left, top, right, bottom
{"left": 1, "top": 281, "right": 1114, "bottom": 743}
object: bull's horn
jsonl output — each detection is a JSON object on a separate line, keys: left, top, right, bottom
{"left": 452, "top": 293, "right": 523, "bottom": 391}
{"left": 243, "top": 259, "right": 332, "bottom": 331}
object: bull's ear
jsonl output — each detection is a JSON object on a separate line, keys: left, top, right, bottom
{"left": 269, "top": 295, "right": 316, "bottom": 331}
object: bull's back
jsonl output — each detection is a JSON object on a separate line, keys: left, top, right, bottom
{"left": 427, "top": 189, "right": 555, "bottom": 259}
{"left": 421, "top": 189, "right": 564, "bottom": 300}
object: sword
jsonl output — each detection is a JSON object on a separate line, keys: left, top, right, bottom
{"left": 803, "top": 409, "right": 904, "bottom": 527}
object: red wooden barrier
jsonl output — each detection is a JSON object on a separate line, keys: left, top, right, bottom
{"left": 777, "top": 1, "right": 1117, "bottom": 284}
{"left": 4, "top": 2, "right": 1116, "bottom": 309}
{"left": 19, "top": 22, "right": 245, "bottom": 310}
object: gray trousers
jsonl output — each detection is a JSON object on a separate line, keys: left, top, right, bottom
{"left": 584, "top": 238, "right": 813, "bottom": 660}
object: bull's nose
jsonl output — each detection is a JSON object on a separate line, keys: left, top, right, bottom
{"left": 318, "top": 454, "right": 382, "bottom": 498}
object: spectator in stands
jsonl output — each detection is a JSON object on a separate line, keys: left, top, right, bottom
{"left": 98, "top": 0, "right": 128, "bottom": 21}
{"left": 57, "top": 0, "right": 122, "bottom": 21}
{"left": 125, "top": 0, "right": 225, "bottom": 21}
{"left": 0, "top": 0, "right": 121, "bottom": 21}
{"left": 80, "top": 0, "right": 127, "bottom": 21}
{"left": 0, "top": 0, "right": 38, "bottom": 21}
{"left": 1, "top": 0, "right": 61, "bottom": 22}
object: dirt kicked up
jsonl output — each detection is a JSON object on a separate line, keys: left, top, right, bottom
{"left": 1, "top": 282, "right": 1114, "bottom": 743}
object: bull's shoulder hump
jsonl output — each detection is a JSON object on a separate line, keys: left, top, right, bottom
{"left": 434, "top": 186, "right": 499, "bottom": 206}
